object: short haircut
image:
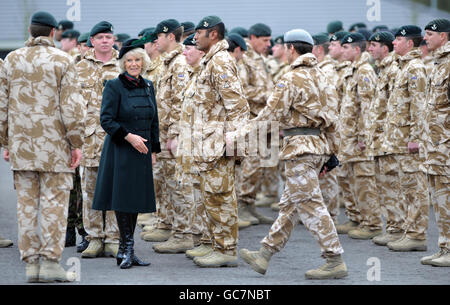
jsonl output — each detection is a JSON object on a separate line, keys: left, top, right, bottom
{"left": 118, "top": 48, "right": 151, "bottom": 74}
{"left": 286, "top": 41, "right": 313, "bottom": 55}
{"left": 183, "top": 29, "right": 195, "bottom": 37}
{"left": 349, "top": 40, "right": 366, "bottom": 52}
{"left": 406, "top": 36, "right": 423, "bottom": 48}
{"left": 318, "top": 42, "right": 330, "bottom": 54}
{"left": 226, "top": 37, "right": 239, "bottom": 52}
{"left": 206, "top": 23, "right": 225, "bottom": 41}
{"left": 29, "top": 24, "right": 53, "bottom": 38}
{"left": 172, "top": 26, "right": 184, "bottom": 42}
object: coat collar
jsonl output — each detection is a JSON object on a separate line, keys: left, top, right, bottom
{"left": 84, "top": 48, "right": 119, "bottom": 66}
{"left": 119, "top": 72, "right": 147, "bottom": 89}
{"left": 201, "top": 39, "right": 229, "bottom": 66}
{"left": 162, "top": 43, "right": 183, "bottom": 66}
{"left": 290, "top": 53, "right": 318, "bottom": 69}
{"left": 25, "top": 36, "right": 55, "bottom": 48}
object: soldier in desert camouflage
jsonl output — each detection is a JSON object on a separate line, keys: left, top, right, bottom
{"left": 0, "top": 11, "right": 85, "bottom": 282}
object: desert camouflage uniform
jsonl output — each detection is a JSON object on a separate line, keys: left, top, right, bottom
{"left": 317, "top": 55, "right": 340, "bottom": 222}
{"left": 264, "top": 55, "right": 280, "bottom": 79}
{"left": 273, "top": 62, "right": 291, "bottom": 84}
{"left": 423, "top": 54, "right": 435, "bottom": 77}
{"left": 421, "top": 42, "right": 449, "bottom": 250}
{"left": 154, "top": 44, "right": 189, "bottom": 238}
{"left": 238, "top": 42, "right": 277, "bottom": 210}
{"left": 76, "top": 48, "right": 120, "bottom": 243}
{"left": 334, "top": 60, "right": 357, "bottom": 218}
{"left": 0, "top": 36, "right": 85, "bottom": 263}
{"left": 369, "top": 52, "right": 404, "bottom": 234}
{"left": 186, "top": 40, "right": 249, "bottom": 255}
{"left": 383, "top": 48, "right": 429, "bottom": 240}
{"left": 247, "top": 53, "right": 343, "bottom": 257}
{"left": 339, "top": 53, "right": 382, "bottom": 231}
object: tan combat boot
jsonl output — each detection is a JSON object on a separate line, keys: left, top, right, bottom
{"left": 372, "top": 232, "right": 403, "bottom": 246}
{"left": 255, "top": 195, "right": 278, "bottom": 207}
{"left": 137, "top": 213, "right": 156, "bottom": 228}
{"left": 26, "top": 261, "right": 40, "bottom": 283}
{"left": 270, "top": 202, "right": 280, "bottom": 211}
{"left": 186, "top": 244, "right": 213, "bottom": 259}
{"left": 39, "top": 259, "right": 76, "bottom": 283}
{"left": 238, "top": 203, "right": 259, "bottom": 225}
{"left": 0, "top": 235, "right": 13, "bottom": 248}
{"left": 193, "top": 251, "right": 238, "bottom": 268}
{"left": 421, "top": 248, "right": 449, "bottom": 266}
{"left": 238, "top": 218, "right": 252, "bottom": 229}
{"left": 141, "top": 228, "right": 171, "bottom": 242}
{"left": 387, "top": 236, "right": 427, "bottom": 251}
{"left": 336, "top": 220, "right": 359, "bottom": 234}
{"left": 247, "top": 204, "right": 274, "bottom": 224}
{"left": 239, "top": 246, "right": 273, "bottom": 275}
{"left": 305, "top": 255, "right": 348, "bottom": 279}
{"left": 348, "top": 227, "right": 382, "bottom": 240}
{"left": 430, "top": 250, "right": 450, "bottom": 267}
{"left": 104, "top": 242, "right": 119, "bottom": 257}
{"left": 153, "top": 235, "right": 194, "bottom": 254}
{"left": 81, "top": 238, "right": 104, "bottom": 258}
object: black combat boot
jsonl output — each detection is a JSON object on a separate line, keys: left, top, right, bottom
{"left": 76, "top": 229, "right": 89, "bottom": 253}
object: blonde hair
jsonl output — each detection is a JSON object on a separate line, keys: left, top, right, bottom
{"left": 118, "top": 48, "right": 151, "bottom": 74}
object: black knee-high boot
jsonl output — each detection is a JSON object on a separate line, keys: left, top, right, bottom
{"left": 114, "top": 212, "right": 126, "bottom": 266}
{"left": 129, "top": 213, "right": 150, "bottom": 267}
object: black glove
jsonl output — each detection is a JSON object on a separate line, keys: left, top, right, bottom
{"left": 320, "top": 154, "right": 340, "bottom": 174}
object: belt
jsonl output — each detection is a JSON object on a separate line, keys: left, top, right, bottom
{"left": 282, "top": 127, "right": 321, "bottom": 137}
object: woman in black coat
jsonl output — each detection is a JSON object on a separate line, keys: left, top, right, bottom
{"left": 92, "top": 38, "right": 161, "bottom": 269}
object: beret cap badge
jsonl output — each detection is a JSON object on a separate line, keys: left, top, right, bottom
{"left": 375, "top": 35, "right": 380, "bottom": 41}
{"left": 347, "top": 37, "right": 353, "bottom": 43}
{"left": 431, "top": 24, "right": 437, "bottom": 30}
{"left": 163, "top": 26, "right": 168, "bottom": 33}
{"left": 203, "top": 21, "right": 209, "bottom": 27}
{"left": 401, "top": 29, "right": 406, "bottom": 36}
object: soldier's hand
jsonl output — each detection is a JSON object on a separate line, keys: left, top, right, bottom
{"left": 125, "top": 133, "right": 148, "bottom": 154}
{"left": 3, "top": 149, "right": 9, "bottom": 162}
{"left": 357, "top": 142, "right": 366, "bottom": 151}
{"left": 408, "top": 142, "right": 419, "bottom": 153}
{"left": 319, "top": 166, "right": 328, "bottom": 178}
{"left": 169, "top": 138, "right": 178, "bottom": 156}
{"left": 70, "top": 149, "right": 82, "bottom": 169}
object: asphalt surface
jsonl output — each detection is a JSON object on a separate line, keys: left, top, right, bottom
{"left": 0, "top": 157, "right": 449, "bottom": 286}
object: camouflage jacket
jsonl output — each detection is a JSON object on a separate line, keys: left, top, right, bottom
{"left": 76, "top": 48, "right": 120, "bottom": 167}
{"left": 423, "top": 54, "right": 435, "bottom": 77}
{"left": 338, "top": 54, "right": 377, "bottom": 162}
{"left": 143, "top": 55, "right": 164, "bottom": 95}
{"left": 422, "top": 42, "right": 450, "bottom": 176}
{"left": 382, "top": 48, "right": 427, "bottom": 155}
{"left": 368, "top": 52, "right": 399, "bottom": 156}
{"left": 189, "top": 39, "right": 249, "bottom": 171}
{"left": 264, "top": 55, "right": 280, "bottom": 78}
{"left": 239, "top": 43, "right": 273, "bottom": 117}
{"left": 335, "top": 60, "right": 353, "bottom": 103}
{"left": 273, "top": 62, "right": 290, "bottom": 83}
{"left": 156, "top": 44, "right": 188, "bottom": 159}
{"left": 252, "top": 53, "right": 339, "bottom": 160}
{"left": 318, "top": 56, "right": 339, "bottom": 87}
{"left": 0, "top": 36, "right": 85, "bottom": 172}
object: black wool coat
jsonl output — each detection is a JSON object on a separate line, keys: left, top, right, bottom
{"left": 92, "top": 73, "right": 161, "bottom": 213}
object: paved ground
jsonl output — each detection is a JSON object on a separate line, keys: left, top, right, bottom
{"left": 0, "top": 158, "right": 449, "bottom": 286}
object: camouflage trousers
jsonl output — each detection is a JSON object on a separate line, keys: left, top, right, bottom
{"left": 258, "top": 166, "right": 280, "bottom": 199}
{"left": 428, "top": 174, "right": 450, "bottom": 250}
{"left": 14, "top": 171, "right": 72, "bottom": 263}
{"left": 178, "top": 171, "right": 211, "bottom": 243}
{"left": 336, "top": 164, "right": 360, "bottom": 223}
{"left": 236, "top": 156, "right": 261, "bottom": 207}
{"left": 397, "top": 154, "right": 430, "bottom": 240}
{"left": 375, "top": 155, "right": 406, "bottom": 233}
{"left": 154, "top": 159, "right": 186, "bottom": 237}
{"left": 262, "top": 155, "right": 344, "bottom": 258}
{"left": 67, "top": 167, "right": 83, "bottom": 231}
{"left": 198, "top": 157, "right": 238, "bottom": 256}
{"left": 319, "top": 170, "right": 339, "bottom": 223}
{"left": 81, "top": 167, "right": 119, "bottom": 243}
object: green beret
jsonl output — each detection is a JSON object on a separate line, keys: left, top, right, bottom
{"left": 57, "top": 19, "right": 74, "bottom": 31}
{"left": 329, "top": 31, "right": 350, "bottom": 42}
{"left": 61, "top": 29, "right": 80, "bottom": 39}
{"left": 138, "top": 27, "right": 153, "bottom": 37}
{"left": 341, "top": 32, "right": 366, "bottom": 45}
{"left": 155, "top": 19, "right": 181, "bottom": 34}
{"left": 284, "top": 29, "right": 314, "bottom": 45}
{"left": 183, "top": 34, "right": 196, "bottom": 46}
{"left": 372, "top": 25, "right": 389, "bottom": 33}
{"left": 86, "top": 38, "right": 93, "bottom": 48}
{"left": 395, "top": 25, "right": 422, "bottom": 38}
{"left": 181, "top": 21, "right": 195, "bottom": 32}
{"left": 131, "top": 28, "right": 157, "bottom": 45}
{"left": 369, "top": 31, "right": 394, "bottom": 44}
{"left": 229, "top": 27, "right": 248, "bottom": 38}
{"left": 273, "top": 35, "right": 284, "bottom": 44}
{"left": 31, "top": 11, "right": 58, "bottom": 28}
{"left": 248, "top": 23, "right": 271, "bottom": 37}
{"left": 78, "top": 32, "right": 90, "bottom": 43}
{"left": 327, "top": 20, "right": 344, "bottom": 34}
{"left": 349, "top": 22, "right": 367, "bottom": 32}
{"left": 358, "top": 29, "right": 372, "bottom": 40}
{"left": 227, "top": 33, "right": 247, "bottom": 51}
{"left": 90, "top": 21, "right": 114, "bottom": 37}
{"left": 312, "top": 33, "right": 329, "bottom": 45}
{"left": 115, "top": 33, "right": 130, "bottom": 43}
{"left": 195, "top": 16, "right": 223, "bottom": 30}
{"left": 424, "top": 19, "right": 450, "bottom": 32}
